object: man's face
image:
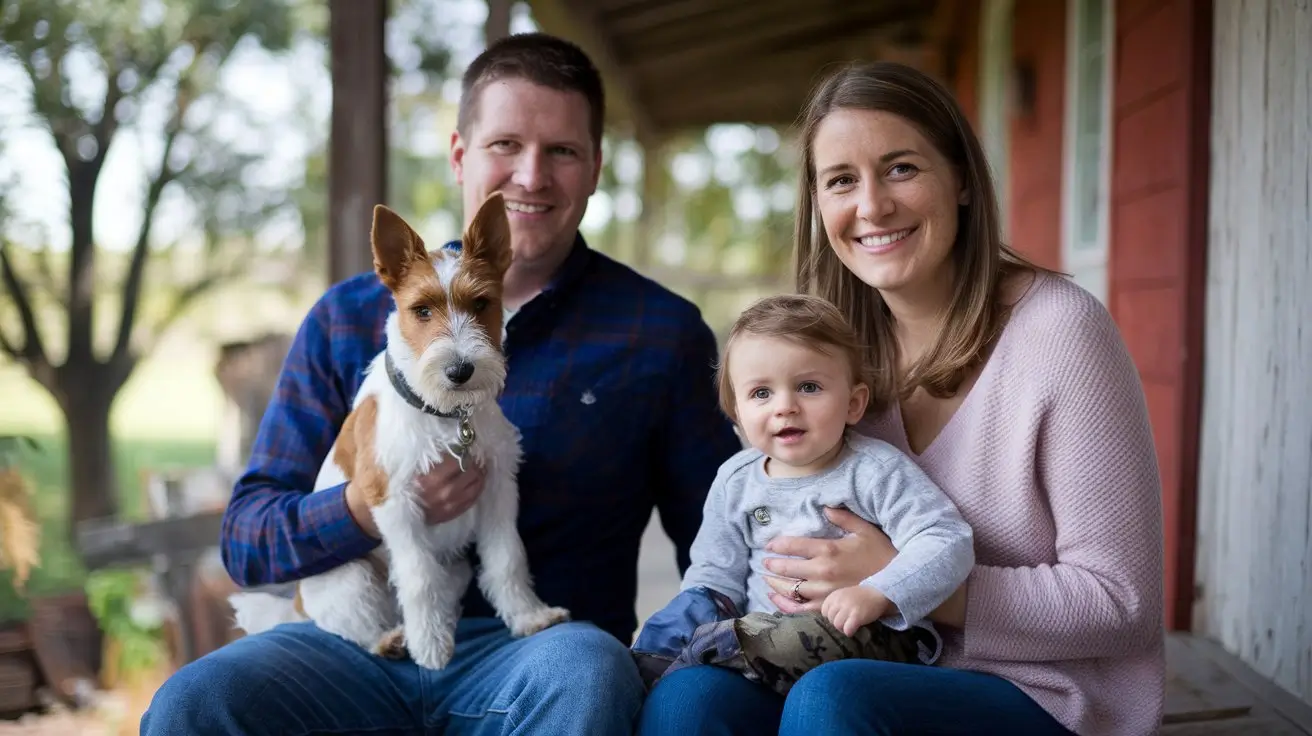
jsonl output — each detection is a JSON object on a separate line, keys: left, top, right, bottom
{"left": 450, "top": 78, "right": 602, "bottom": 272}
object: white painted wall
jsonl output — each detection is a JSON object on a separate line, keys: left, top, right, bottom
{"left": 1195, "top": 0, "right": 1312, "bottom": 706}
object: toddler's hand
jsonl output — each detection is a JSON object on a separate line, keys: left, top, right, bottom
{"left": 821, "top": 585, "right": 889, "bottom": 637}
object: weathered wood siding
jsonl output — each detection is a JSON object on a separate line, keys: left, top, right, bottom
{"left": 1196, "top": 0, "right": 1312, "bottom": 706}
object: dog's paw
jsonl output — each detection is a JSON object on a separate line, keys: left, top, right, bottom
{"left": 507, "top": 606, "right": 571, "bottom": 637}
{"left": 373, "top": 627, "right": 408, "bottom": 660}
{"left": 406, "top": 627, "right": 456, "bottom": 670}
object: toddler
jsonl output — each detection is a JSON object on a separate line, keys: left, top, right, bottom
{"left": 632, "top": 294, "right": 974, "bottom": 695}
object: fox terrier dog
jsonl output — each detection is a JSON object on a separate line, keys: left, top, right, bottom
{"left": 229, "top": 192, "right": 569, "bottom": 669}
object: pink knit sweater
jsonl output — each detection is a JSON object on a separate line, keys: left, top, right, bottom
{"left": 857, "top": 271, "right": 1166, "bottom": 736}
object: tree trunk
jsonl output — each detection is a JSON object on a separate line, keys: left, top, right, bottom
{"left": 61, "top": 383, "right": 120, "bottom": 533}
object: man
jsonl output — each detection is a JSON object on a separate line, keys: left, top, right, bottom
{"left": 142, "top": 32, "right": 740, "bottom": 735}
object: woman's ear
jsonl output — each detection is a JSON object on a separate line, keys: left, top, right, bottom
{"left": 958, "top": 187, "right": 971, "bottom": 206}
{"left": 847, "top": 383, "right": 871, "bottom": 424}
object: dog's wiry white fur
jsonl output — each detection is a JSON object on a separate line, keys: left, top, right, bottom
{"left": 229, "top": 207, "right": 568, "bottom": 669}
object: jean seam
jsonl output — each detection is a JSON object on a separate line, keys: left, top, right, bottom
{"left": 446, "top": 705, "right": 517, "bottom": 732}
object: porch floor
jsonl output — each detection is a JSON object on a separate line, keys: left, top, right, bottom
{"left": 635, "top": 515, "right": 1312, "bottom": 735}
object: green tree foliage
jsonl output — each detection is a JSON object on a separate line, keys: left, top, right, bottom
{"left": 0, "top": 0, "right": 301, "bottom": 534}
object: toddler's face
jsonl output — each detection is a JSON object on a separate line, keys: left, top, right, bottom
{"left": 728, "top": 334, "right": 868, "bottom": 477}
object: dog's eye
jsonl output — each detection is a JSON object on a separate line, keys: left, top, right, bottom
{"left": 472, "top": 298, "right": 489, "bottom": 313}
{"left": 413, "top": 305, "right": 433, "bottom": 321}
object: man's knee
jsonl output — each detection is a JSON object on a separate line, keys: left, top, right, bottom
{"left": 511, "top": 622, "right": 644, "bottom": 725}
{"left": 141, "top": 648, "right": 264, "bottom": 735}
{"left": 523, "top": 622, "right": 641, "bottom": 692}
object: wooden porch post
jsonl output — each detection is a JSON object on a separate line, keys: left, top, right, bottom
{"left": 635, "top": 134, "right": 666, "bottom": 270}
{"left": 328, "top": 0, "right": 389, "bottom": 284}
{"left": 486, "top": 0, "right": 513, "bottom": 47}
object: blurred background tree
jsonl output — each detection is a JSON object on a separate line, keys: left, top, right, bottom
{"left": 0, "top": 0, "right": 304, "bottom": 533}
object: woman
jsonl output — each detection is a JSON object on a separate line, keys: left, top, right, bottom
{"left": 637, "top": 62, "right": 1165, "bottom": 736}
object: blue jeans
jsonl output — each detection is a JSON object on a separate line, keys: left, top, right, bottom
{"left": 141, "top": 618, "right": 643, "bottom": 735}
{"left": 638, "top": 659, "right": 1075, "bottom": 735}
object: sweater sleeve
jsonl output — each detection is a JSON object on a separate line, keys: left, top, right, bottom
{"left": 856, "top": 448, "right": 976, "bottom": 630}
{"left": 679, "top": 462, "right": 751, "bottom": 613}
{"left": 963, "top": 299, "right": 1165, "bottom": 662}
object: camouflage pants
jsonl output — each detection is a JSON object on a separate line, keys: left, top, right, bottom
{"left": 632, "top": 587, "right": 941, "bottom": 697}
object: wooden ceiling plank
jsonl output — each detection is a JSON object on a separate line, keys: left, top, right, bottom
{"left": 628, "top": 1, "right": 845, "bottom": 62}
{"left": 631, "top": 2, "right": 927, "bottom": 76}
{"left": 604, "top": 0, "right": 795, "bottom": 38}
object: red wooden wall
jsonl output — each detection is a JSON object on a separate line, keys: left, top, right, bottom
{"left": 1108, "top": 0, "right": 1211, "bottom": 631}
{"left": 944, "top": 0, "right": 1212, "bottom": 631}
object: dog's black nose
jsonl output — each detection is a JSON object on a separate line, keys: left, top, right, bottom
{"left": 445, "top": 361, "right": 475, "bottom": 385}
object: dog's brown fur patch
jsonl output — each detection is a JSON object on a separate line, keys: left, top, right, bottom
{"left": 454, "top": 192, "right": 513, "bottom": 351}
{"left": 374, "top": 626, "right": 407, "bottom": 659}
{"left": 371, "top": 205, "right": 453, "bottom": 370}
{"left": 333, "top": 395, "right": 388, "bottom": 506}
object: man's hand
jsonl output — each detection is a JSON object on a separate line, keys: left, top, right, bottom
{"left": 346, "top": 459, "right": 488, "bottom": 540}
{"left": 821, "top": 585, "right": 889, "bottom": 637}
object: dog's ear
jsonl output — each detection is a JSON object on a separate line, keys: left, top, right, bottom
{"left": 371, "top": 205, "right": 429, "bottom": 291}
{"left": 462, "top": 191, "right": 512, "bottom": 276}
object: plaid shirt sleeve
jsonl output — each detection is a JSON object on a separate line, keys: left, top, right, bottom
{"left": 651, "top": 313, "right": 743, "bottom": 575}
{"left": 220, "top": 292, "right": 382, "bottom": 587}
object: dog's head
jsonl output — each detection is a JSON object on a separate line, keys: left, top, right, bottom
{"left": 371, "top": 192, "right": 513, "bottom": 414}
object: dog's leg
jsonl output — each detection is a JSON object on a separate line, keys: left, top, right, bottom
{"left": 300, "top": 555, "right": 398, "bottom": 650}
{"left": 474, "top": 463, "right": 570, "bottom": 637}
{"left": 371, "top": 491, "right": 465, "bottom": 670}
{"left": 374, "top": 557, "right": 470, "bottom": 661}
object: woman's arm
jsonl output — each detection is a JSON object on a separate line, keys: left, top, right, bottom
{"left": 960, "top": 303, "right": 1164, "bottom": 662}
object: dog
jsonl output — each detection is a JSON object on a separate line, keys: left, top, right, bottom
{"left": 229, "top": 191, "right": 570, "bottom": 669}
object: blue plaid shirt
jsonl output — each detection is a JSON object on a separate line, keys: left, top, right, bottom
{"left": 220, "top": 236, "right": 741, "bottom": 642}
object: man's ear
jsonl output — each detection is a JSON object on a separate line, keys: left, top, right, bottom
{"left": 450, "top": 131, "right": 467, "bottom": 184}
{"left": 371, "top": 205, "right": 429, "bottom": 291}
{"left": 588, "top": 143, "right": 604, "bottom": 195}
{"left": 463, "top": 191, "right": 512, "bottom": 275}
{"left": 847, "top": 382, "right": 871, "bottom": 424}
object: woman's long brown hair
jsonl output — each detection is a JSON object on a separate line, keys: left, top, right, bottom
{"left": 793, "top": 61, "right": 1042, "bottom": 412}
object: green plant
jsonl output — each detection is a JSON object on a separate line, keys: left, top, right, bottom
{"left": 85, "top": 569, "right": 166, "bottom": 678}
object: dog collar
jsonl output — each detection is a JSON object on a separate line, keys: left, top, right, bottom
{"left": 383, "top": 352, "right": 472, "bottom": 418}
{"left": 383, "top": 352, "right": 477, "bottom": 457}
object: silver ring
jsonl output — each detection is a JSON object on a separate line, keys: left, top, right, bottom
{"left": 790, "top": 578, "right": 806, "bottom": 603}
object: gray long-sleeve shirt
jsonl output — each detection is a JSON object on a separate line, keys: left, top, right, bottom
{"left": 680, "top": 432, "right": 975, "bottom": 631}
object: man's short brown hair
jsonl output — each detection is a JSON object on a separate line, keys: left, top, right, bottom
{"left": 458, "top": 32, "right": 605, "bottom": 148}
{"left": 716, "top": 294, "right": 873, "bottom": 422}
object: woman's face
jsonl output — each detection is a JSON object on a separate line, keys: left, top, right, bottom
{"left": 811, "top": 108, "right": 965, "bottom": 300}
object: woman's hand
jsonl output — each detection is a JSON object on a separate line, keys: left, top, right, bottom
{"left": 762, "top": 507, "right": 899, "bottom": 612}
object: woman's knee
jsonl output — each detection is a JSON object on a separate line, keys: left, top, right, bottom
{"left": 637, "top": 666, "right": 782, "bottom": 735}
{"left": 781, "top": 660, "right": 892, "bottom": 734}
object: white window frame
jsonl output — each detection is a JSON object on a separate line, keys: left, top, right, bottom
{"left": 1061, "top": 0, "right": 1115, "bottom": 303}
{"left": 979, "top": 0, "right": 1014, "bottom": 240}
